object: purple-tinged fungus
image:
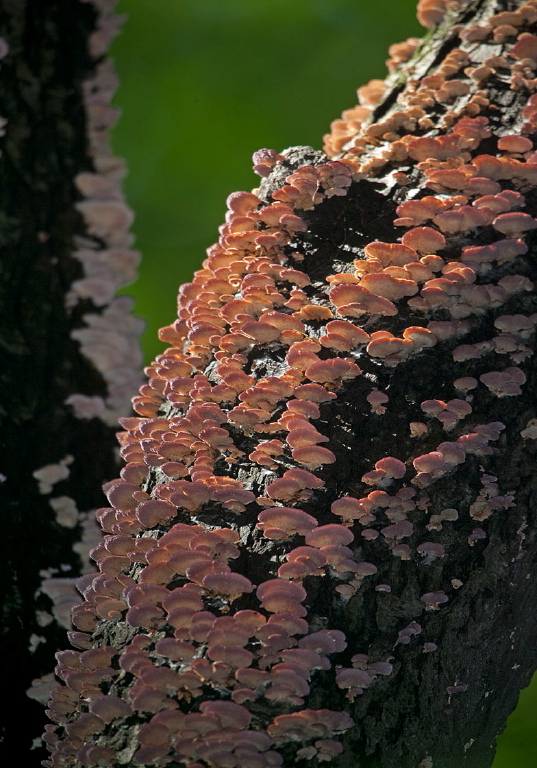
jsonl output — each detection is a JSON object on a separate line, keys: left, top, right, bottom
{"left": 284, "top": 546, "right": 328, "bottom": 577}
{"left": 413, "top": 451, "right": 450, "bottom": 476}
{"left": 453, "top": 376, "right": 478, "bottom": 393}
{"left": 306, "top": 524, "right": 354, "bottom": 549}
{"left": 330, "top": 496, "right": 370, "bottom": 526}
{"left": 421, "top": 591, "right": 449, "bottom": 610}
{"left": 202, "top": 572, "right": 255, "bottom": 601}
{"left": 367, "top": 388, "right": 389, "bottom": 414}
{"left": 257, "top": 579, "right": 308, "bottom": 616}
{"left": 468, "top": 527, "right": 487, "bottom": 545}
{"left": 479, "top": 367, "right": 526, "bottom": 396}
{"left": 423, "top": 642, "right": 438, "bottom": 653}
{"left": 396, "top": 621, "right": 422, "bottom": 645}
{"left": 226, "top": 191, "right": 262, "bottom": 215}
{"left": 294, "top": 383, "right": 337, "bottom": 403}
{"left": 257, "top": 507, "right": 318, "bottom": 539}
{"left": 417, "top": 542, "right": 445, "bottom": 561}
{"left": 135, "top": 499, "right": 176, "bottom": 529}
{"left": 199, "top": 700, "right": 252, "bottom": 730}
{"left": 252, "top": 148, "right": 284, "bottom": 177}
{"left": 376, "top": 456, "right": 406, "bottom": 479}
{"left": 382, "top": 520, "right": 414, "bottom": 542}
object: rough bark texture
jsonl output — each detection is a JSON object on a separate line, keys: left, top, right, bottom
{"left": 0, "top": 1, "right": 140, "bottom": 762}
{"left": 32, "top": 1, "right": 537, "bottom": 767}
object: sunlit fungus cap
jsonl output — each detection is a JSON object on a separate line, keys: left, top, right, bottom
{"left": 402, "top": 227, "right": 446, "bottom": 253}
{"left": 364, "top": 241, "right": 418, "bottom": 267}
{"left": 292, "top": 444, "right": 337, "bottom": 469}
{"left": 330, "top": 496, "right": 369, "bottom": 524}
{"left": 306, "top": 524, "right": 354, "bottom": 548}
{"left": 202, "top": 572, "right": 254, "bottom": 600}
{"left": 360, "top": 272, "right": 418, "bottom": 300}
{"left": 257, "top": 507, "right": 318, "bottom": 539}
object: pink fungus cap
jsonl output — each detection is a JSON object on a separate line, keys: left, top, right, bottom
{"left": 294, "top": 383, "right": 337, "bottom": 403}
{"left": 306, "top": 524, "right": 354, "bottom": 548}
{"left": 199, "top": 700, "right": 252, "bottom": 730}
{"left": 402, "top": 226, "right": 446, "bottom": 253}
{"left": 292, "top": 444, "right": 337, "bottom": 469}
{"left": 257, "top": 507, "right": 318, "bottom": 537}
{"left": 202, "top": 572, "right": 254, "bottom": 599}
{"left": 375, "top": 456, "right": 406, "bottom": 479}
{"left": 331, "top": 496, "right": 369, "bottom": 523}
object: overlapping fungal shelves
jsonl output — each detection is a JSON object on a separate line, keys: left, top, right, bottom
{"left": 45, "top": 1, "right": 537, "bottom": 767}
{"left": 0, "top": 0, "right": 142, "bottom": 761}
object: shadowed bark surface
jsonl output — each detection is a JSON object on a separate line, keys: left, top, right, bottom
{"left": 0, "top": 1, "right": 137, "bottom": 762}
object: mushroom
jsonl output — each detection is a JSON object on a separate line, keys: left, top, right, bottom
{"left": 366, "top": 388, "right": 389, "bottom": 414}
{"left": 202, "top": 572, "right": 255, "bottom": 601}
{"left": 421, "top": 591, "right": 449, "bottom": 610}
{"left": 256, "top": 579, "right": 308, "bottom": 616}
{"left": 292, "top": 444, "right": 337, "bottom": 470}
{"left": 306, "top": 524, "right": 354, "bottom": 549}
{"left": 257, "top": 507, "right": 318, "bottom": 540}
{"left": 331, "top": 496, "right": 371, "bottom": 525}
{"left": 492, "top": 212, "right": 537, "bottom": 236}
{"left": 402, "top": 227, "right": 446, "bottom": 253}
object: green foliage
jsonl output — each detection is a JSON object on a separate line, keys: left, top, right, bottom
{"left": 112, "top": 0, "right": 419, "bottom": 361}
{"left": 111, "top": 2, "right": 536, "bottom": 763}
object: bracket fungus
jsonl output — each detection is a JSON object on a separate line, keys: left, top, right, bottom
{"left": 42, "top": 2, "right": 537, "bottom": 767}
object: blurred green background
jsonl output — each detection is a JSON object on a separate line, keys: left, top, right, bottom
{"left": 111, "top": 1, "right": 535, "bottom": 764}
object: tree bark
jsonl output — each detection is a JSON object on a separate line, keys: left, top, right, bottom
{"left": 0, "top": 0, "right": 141, "bottom": 762}
{"left": 27, "top": 0, "right": 537, "bottom": 767}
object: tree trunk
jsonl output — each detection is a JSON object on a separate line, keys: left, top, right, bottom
{"left": 32, "top": 0, "right": 537, "bottom": 767}
{"left": 0, "top": 0, "right": 141, "bottom": 762}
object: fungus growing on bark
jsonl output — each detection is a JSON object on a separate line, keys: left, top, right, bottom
{"left": 330, "top": 496, "right": 372, "bottom": 526}
{"left": 257, "top": 507, "right": 318, "bottom": 540}
{"left": 492, "top": 212, "right": 537, "bottom": 236}
{"left": 292, "top": 445, "right": 337, "bottom": 470}
{"left": 367, "top": 388, "right": 389, "bottom": 414}
{"left": 401, "top": 227, "right": 446, "bottom": 254}
{"left": 362, "top": 457, "right": 406, "bottom": 487}
{"left": 329, "top": 283, "right": 398, "bottom": 317}
{"left": 40, "top": 3, "right": 537, "bottom": 765}
{"left": 479, "top": 367, "right": 526, "bottom": 397}
{"left": 203, "top": 572, "right": 255, "bottom": 602}
{"left": 421, "top": 591, "right": 449, "bottom": 610}
{"left": 256, "top": 579, "right": 308, "bottom": 617}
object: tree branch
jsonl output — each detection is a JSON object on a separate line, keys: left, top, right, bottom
{"left": 40, "top": 0, "right": 537, "bottom": 767}
{"left": 0, "top": 0, "right": 141, "bottom": 760}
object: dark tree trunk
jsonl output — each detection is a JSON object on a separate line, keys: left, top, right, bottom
{"left": 13, "top": 0, "right": 537, "bottom": 767}
{"left": 0, "top": 0, "right": 140, "bottom": 762}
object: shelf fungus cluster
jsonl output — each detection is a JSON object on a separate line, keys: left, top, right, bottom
{"left": 68, "top": 0, "right": 143, "bottom": 427}
{"left": 23, "top": 0, "right": 143, "bottom": 713}
{"left": 45, "top": 1, "right": 537, "bottom": 767}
